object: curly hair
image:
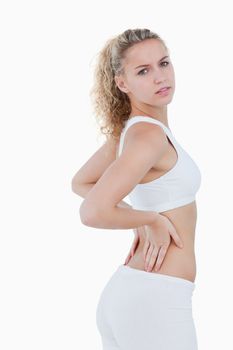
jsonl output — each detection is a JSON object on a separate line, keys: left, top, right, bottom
{"left": 89, "top": 28, "right": 168, "bottom": 142}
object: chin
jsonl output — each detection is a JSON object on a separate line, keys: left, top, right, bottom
{"left": 156, "top": 92, "right": 174, "bottom": 103}
{"left": 151, "top": 96, "right": 174, "bottom": 106}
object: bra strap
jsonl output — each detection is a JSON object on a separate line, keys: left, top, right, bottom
{"left": 118, "top": 116, "right": 171, "bottom": 156}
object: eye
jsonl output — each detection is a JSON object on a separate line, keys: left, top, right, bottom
{"left": 161, "top": 61, "right": 170, "bottom": 67}
{"left": 137, "top": 61, "right": 170, "bottom": 76}
{"left": 137, "top": 68, "right": 148, "bottom": 76}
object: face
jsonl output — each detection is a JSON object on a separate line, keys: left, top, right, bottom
{"left": 114, "top": 39, "right": 175, "bottom": 110}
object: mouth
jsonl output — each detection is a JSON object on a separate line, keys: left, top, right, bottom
{"left": 156, "top": 87, "right": 171, "bottom": 94}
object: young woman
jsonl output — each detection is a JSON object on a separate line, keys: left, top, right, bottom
{"left": 72, "top": 28, "right": 201, "bottom": 350}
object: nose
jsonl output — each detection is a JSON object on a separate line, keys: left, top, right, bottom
{"left": 152, "top": 67, "right": 167, "bottom": 84}
{"left": 154, "top": 75, "right": 166, "bottom": 84}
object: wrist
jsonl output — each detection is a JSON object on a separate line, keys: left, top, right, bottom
{"left": 146, "top": 211, "right": 160, "bottom": 226}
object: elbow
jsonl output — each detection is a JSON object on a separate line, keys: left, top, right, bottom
{"left": 79, "top": 201, "right": 112, "bottom": 228}
{"left": 71, "top": 178, "right": 84, "bottom": 197}
{"left": 79, "top": 201, "right": 99, "bottom": 227}
{"left": 71, "top": 178, "right": 79, "bottom": 194}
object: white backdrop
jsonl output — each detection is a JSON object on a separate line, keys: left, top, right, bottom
{"left": 0, "top": 0, "right": 232, "bottom": 349}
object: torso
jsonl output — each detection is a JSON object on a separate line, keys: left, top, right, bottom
{"left": 116, "top": 132, "right": 198, "bottom": 283}
{"left": 126, "top": 202, "right": 197, "bottom": 283}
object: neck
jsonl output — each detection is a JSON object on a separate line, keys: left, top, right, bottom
{"left": 129, "top": 105, "right": 169, "bottom": 128}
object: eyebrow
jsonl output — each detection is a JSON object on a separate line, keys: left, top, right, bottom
{"left": 134, "top": 55, "right": 169, "bottom": 69}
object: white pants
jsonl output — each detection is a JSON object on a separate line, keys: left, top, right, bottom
{"left": 96, "top": 264, "right": 198, "bottom": 350}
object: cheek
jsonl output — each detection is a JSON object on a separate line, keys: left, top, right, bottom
{"left": 130, "top": 80, "right": 147, "bottom": 93}
{"left": 168, "top": 65, "right": 175, "bottom": 78}
{"left": 135, "top": 83, "right": 150, "bottom": 96}
{"left": 134, "top": 78, "right": 150, "bottom": 90}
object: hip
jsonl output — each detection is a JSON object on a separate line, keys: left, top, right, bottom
{"left": 97, "top": 264, "right": 196, "bottom": 323}
{"left": 96, "top": 264, "right": 197, "bottom": 349}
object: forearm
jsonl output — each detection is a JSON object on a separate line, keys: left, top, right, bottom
{"left": 81, "top": 205, "right": 158, "bottom": 230}
{"left": 72, "top": 182, "right": 132, "bottom": 209}
{"left": 73, "top": 182, "right": 158, "bottom": 230}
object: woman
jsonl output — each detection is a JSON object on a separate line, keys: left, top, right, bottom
{"left": 72, "top": 28, "right": 201, "bottom": 350}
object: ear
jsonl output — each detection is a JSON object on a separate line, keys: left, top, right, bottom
{"left": 114, "top": 75, "right": 129, "bottom": 93}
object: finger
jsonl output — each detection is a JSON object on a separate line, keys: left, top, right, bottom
{"left": 145, "top": 244, "right": 154, "bottom": 266}
{"left": 146, "top": 246, "right": 159, "bottom": 272}
{"left": 142, "top": 240, "right": 150, "bottom": 261}
{"left": 124, "top": 251, "right": 132, "bottom": 265}
{"left": 146, "top": 247, "right": 159, "bottom": 272}
{"left": 131, "top": 235, "right": 140, "bottom": 255}
{"left": 169, "top": 228, "right": 183, "bottom": 248}
{"left": 125, "top": 233, "right": 140, "bottom": 264}
{"left": 130, "top": 234, "right": 140, "bottom": 255}
{"left": 145, "top": 245, "right": 158, "bottom": 271}
{"left": 154, "top": 245, "right": 168, "bottom": 271}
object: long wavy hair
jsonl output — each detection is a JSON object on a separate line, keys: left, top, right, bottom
{"left": 89, "top": 28, "right": 168, "bottom": 142}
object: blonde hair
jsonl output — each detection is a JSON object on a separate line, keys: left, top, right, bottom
{"left": 89, "top": 28, "right": 168, "bottom": 142}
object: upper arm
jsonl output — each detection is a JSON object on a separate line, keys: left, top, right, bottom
{"left": 71, "top": 137, "right": 118, "bottom": 188}
{"left": 80, "top": 123, "right": 168, "bottom": 215}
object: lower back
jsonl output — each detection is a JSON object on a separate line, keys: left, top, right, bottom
{"left": 125, "top": 201, "right": 198, "bottom": 283}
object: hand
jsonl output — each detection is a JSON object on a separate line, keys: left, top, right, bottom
{"left": 143, "top": 214, "right": 183, "bottom": 272}
{"left": 124, "top": 227, "right": 141, "bottom": 265}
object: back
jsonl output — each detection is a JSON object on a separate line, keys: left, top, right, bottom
{"left": 118, "top": 116, "right": 202, "bottom": 213}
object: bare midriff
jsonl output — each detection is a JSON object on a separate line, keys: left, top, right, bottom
{"left": 125, "top": 200, "right": 198, "bottom": 283}
{"left": 116, "top": 124, "right": 198, "bottom": 284}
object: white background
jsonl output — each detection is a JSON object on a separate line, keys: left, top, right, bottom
{"left": 0, "top": 0, "right": 232, "bottom": 349}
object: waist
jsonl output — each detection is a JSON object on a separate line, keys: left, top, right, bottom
{"left": 126, "top": 236, "right": 196, "bottom": 283}
{"left": 127, "top": 201, "right": 198, "bottom": 282}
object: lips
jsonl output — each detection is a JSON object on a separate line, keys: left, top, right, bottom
{"left": 156, "top": 87, "right": 170, "bottom": 93}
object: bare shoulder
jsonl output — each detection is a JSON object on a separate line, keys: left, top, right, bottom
{"left": 80, "top": 121, "right": 169, "bottom": 213}
{"left": 120, "top": 119, "right": 169, "bottom": 155}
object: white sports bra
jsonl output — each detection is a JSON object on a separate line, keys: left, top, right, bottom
{"left": 118, "top": 116, "right": 202, "bottom": 213}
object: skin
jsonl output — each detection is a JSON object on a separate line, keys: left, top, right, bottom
{"left": 72, "top": 38, "right": 198, "bottom": 283}
{"left": 114, "top": 39, "right": 197, "bottom": 282}
{"left": 114, "top": 38, "right": 175, "bottom": 128}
